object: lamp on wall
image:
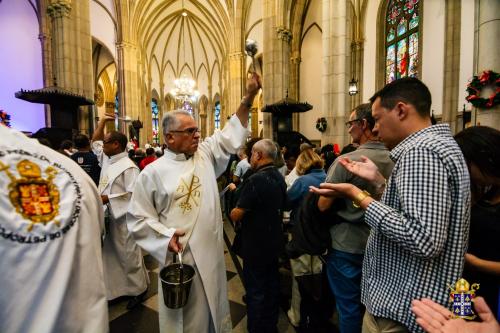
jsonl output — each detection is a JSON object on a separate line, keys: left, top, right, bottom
{"left": 170, "top": 0, "right": 199, "bottom": 102}
{"left": 349, "top": 41, "right": 359, "bottom": 96}
{"left": 348, "top": 78, "right": 358, "bottom": 96}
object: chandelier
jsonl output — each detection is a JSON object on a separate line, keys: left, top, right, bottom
{"left": 170, "top": 75, "right": 200, "bottom": 102}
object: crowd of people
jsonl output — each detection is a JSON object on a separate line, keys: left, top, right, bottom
{"left": 0, "top": 72, "right": 499, "bottom": 333}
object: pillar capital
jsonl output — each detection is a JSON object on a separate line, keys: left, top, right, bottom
{"left": 290, "top": 56, "right": 301, "bottom": 65}
{"left": 116, "top": 41, "right": 136, "bottom": 50}
{"left": 276, "top": 26, "right": 292, "bottom": 43}
{"left": 47, "top": 0, "right": 72, "bottom": 18}
{"left": 228, "top": 51, "right": 244, "bottom": 60}
{"left": 351, "top": 39, "right": 364, "bottom": 51}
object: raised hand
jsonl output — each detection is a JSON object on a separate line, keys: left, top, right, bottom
{"left": 309, "top": 182, "right": 357, "bottom": 198}
{"left": 339, "top": 155, "right": 383, "bottom": 184}
{"left": 246, "top": 72, "right": 262, "bottom": 97}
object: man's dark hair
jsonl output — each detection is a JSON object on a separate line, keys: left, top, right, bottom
{"left": 340, "top": 143, "right": 358, "bottom": 155}
{"left": 284, "top": 146, "right": 300, "bottom": 160}
{"left": 454, "top": 126, "right": 500, "bottom": 179}
{"left": 354, "top": 103, "right": 375, "bottom": 130}
{"left": 320, "top": 144, "right": 334, "bottom": 155}
{"left": 108, "top": 131, "right": 128, "bottom": 151}
{"left": 146, "top": 147, "right": 155, "bottom": 156}
{"left": 59, "top": 140, "right": 74, "bottom": 150}
{"left": 369, "top": 77, "right": 432, "bottom": 117}
{"left": 73, "top": 134, "right": 90, "bottom": 149}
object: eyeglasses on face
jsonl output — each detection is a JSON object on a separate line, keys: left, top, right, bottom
{"left": 345, "top": 118, "right": 364, "bottom": 128}
{"left": 169, "top": 127, "right": 200, "bottom": 135}
{"left": 102, "top": 139, "right": 115, "bottom": 144}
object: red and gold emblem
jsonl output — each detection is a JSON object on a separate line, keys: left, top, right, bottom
{"left": 0, "top": 159, "right": 60, "bottom": 231}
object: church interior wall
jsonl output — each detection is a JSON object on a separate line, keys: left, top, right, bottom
{"left": 0, "top": 0, "right": 45, "bottom": 133}
{"left": 1, "top": 0, "right": 497, "bottom": 141}
{"left": 90, "top": 1, "right": 116, "bottom": 59}
{"left": 298, "top": 0, "right": 322, "bottom": 142}
{"left": 459, "top": 0, "right": 475, "bottom": 115}
{"left": 362, "top": 0, "right": 379, "bottom": 102}
{"left": 299, "top": 25, "right": 323, "bottom": 142}
{"left": 421, "top": 0, "right": 445, "bottom": 116}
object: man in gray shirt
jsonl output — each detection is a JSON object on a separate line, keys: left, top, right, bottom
{"left": 317, "top": 103, "right": 394, "bottom": 333}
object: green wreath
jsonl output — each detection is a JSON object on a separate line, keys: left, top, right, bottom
{"left": 316, "top": 117, "right": 327, "bottom": 132}
{"left": 466, "top": 70, "right": 500, "bottom": 109}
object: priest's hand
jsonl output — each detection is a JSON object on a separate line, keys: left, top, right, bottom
{"left": 246, "top": 72, "right": 262, "bottom": 97}
{"left": 168, "top": 229, "right": 185, "bottom": 253}
{"left": 100, "top": 195, "right": 109, "bottom": 204}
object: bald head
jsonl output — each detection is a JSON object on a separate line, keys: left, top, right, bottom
{"left": 250, "top": 139, "right": 278, "bottom": 170}
{"left": 252, "top": 139, "right": 277, "bottom": 160}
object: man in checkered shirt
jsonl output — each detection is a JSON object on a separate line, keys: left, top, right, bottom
{"left": 311, "top": 77, "right": 470, "bottom": 332}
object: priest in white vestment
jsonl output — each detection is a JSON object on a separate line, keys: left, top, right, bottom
{"left": 127, "top": 73, "right": 261, "bottom": 333}
{"left": 92, "top": 116, "right": 149, "bottom": 307}
{"left": 0, "top": 125, "right": 108, "bottom": 333}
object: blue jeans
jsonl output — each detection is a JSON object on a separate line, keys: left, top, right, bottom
{"left": 243, "top": 260, "right": 280, "bottom": 333}
{"left": 326, "top": 249, "right": 364, "bottom": 333}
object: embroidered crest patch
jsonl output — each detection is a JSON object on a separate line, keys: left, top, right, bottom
{"left": 0, "top": 160, "right": 60, "bottom": 231}
{"left": 0, "top": 149, "right": 82, "bottom": 244}
{"left": 449, "top": 278, "right": 480, "bottom": 320}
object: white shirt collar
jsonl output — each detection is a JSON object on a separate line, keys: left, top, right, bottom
{"left": 163, "top": 148, "right": 194, "bottom": 161}
{"left": 108, "top": 151, "right": 128, "bottom": 164}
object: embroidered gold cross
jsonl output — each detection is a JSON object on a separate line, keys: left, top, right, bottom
{"left": 176, "top": 175, "right": 201, "bottom": 213}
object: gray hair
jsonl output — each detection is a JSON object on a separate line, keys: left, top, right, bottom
{"left": 253, "top": 139, "right": 277, "bottom": 160}
{"left": 162, "top": 109, "right": 193, "bottom": 135}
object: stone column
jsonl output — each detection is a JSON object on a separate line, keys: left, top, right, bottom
{"left": 322, "top": 0, "right": 349, "bottom": 147}
{"left": 228, "top": 51, "right": 245, "bottom": 121}
{"left": 290, "top": 54, "right": 301, "bottom": 130}
{"left": 263, "top": 0, "right": 292, "bottom": 139}
{"left": 441, "top": 0, "right": 461, "bottom": 133}
{"left": 350, "top": 40, "right": 363, "bottom": 110}
{"left": 475, "top": 0, "right": 500, "bottom": 128}
{"left": 116, "top": 41, "right": 140, "bottom": 140}
{"left": 206, "top": 84, "right": 213, "bottom": 136}
{"left": 46, "top": 0, "right": 93, "bottom": 132}
{"left": 159, "top": 80, "right": 165, "bottom": 144}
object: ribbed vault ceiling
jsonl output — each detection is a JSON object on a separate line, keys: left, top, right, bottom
{"left": 134, "top": 0, "right": 231, "bottom": 90}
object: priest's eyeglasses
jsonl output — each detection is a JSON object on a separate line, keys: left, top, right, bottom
{"left": 170, "top": 127, "right": 200, "bottom": 136}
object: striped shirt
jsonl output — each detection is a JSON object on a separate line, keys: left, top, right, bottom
{"left": 361, "top": 124, "right": 471, "bottom": 332}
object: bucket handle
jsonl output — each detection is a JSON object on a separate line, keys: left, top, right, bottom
{"left": 172, "top": 251, "right": 184, "bottom": 285}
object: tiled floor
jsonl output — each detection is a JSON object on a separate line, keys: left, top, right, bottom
{"left": 108, "top": 218, "right": 336, "bottom": 332}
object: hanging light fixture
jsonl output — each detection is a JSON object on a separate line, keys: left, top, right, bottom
{"left": 348, "top": 78, "right": 358, "bottom": 96}
{"left": 170, "top": 0, "right": 199, "bottom": 103}
{"left": 349, "top": 41, "right": 359, "bottom": 96}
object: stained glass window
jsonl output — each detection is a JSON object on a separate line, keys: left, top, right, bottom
{"left": 214, "top": 101, "right": 221, "bottom": 130}
{"left": 114, "top": 94, "right": 119, "bottom": 130}
{"left": 385, "top": 0, "right": 420, "bottom": 83}
{"left": 151, "top": 99, "right": 159, "bottom": 144}
{"left": 182, "top": 101, "right": 193, "bottom": 115}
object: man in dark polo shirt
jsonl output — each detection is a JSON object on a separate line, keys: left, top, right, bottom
{"left": 71, "top": 134, "right": 101, "bottom": 185}
{"left": 230, "top": 138, "right": 287, "bottom": 333}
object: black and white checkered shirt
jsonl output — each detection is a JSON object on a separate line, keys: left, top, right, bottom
{"left": 361, "top": 124, "right": 471, "bottom": 332}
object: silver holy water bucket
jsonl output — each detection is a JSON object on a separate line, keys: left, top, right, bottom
{"left": 159, "top": 255, "right": 195, "bottom": 309}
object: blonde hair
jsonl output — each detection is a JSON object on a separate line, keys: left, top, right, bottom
{"left": 295, "top": 149, "right": 324, "bottom": 176}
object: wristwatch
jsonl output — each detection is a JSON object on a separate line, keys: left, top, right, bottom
{"left": 240, "top": 96, "right": 253, "bottom": 108}
{"left": 352, "top": 190, "right": 371, "bottom": 208}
